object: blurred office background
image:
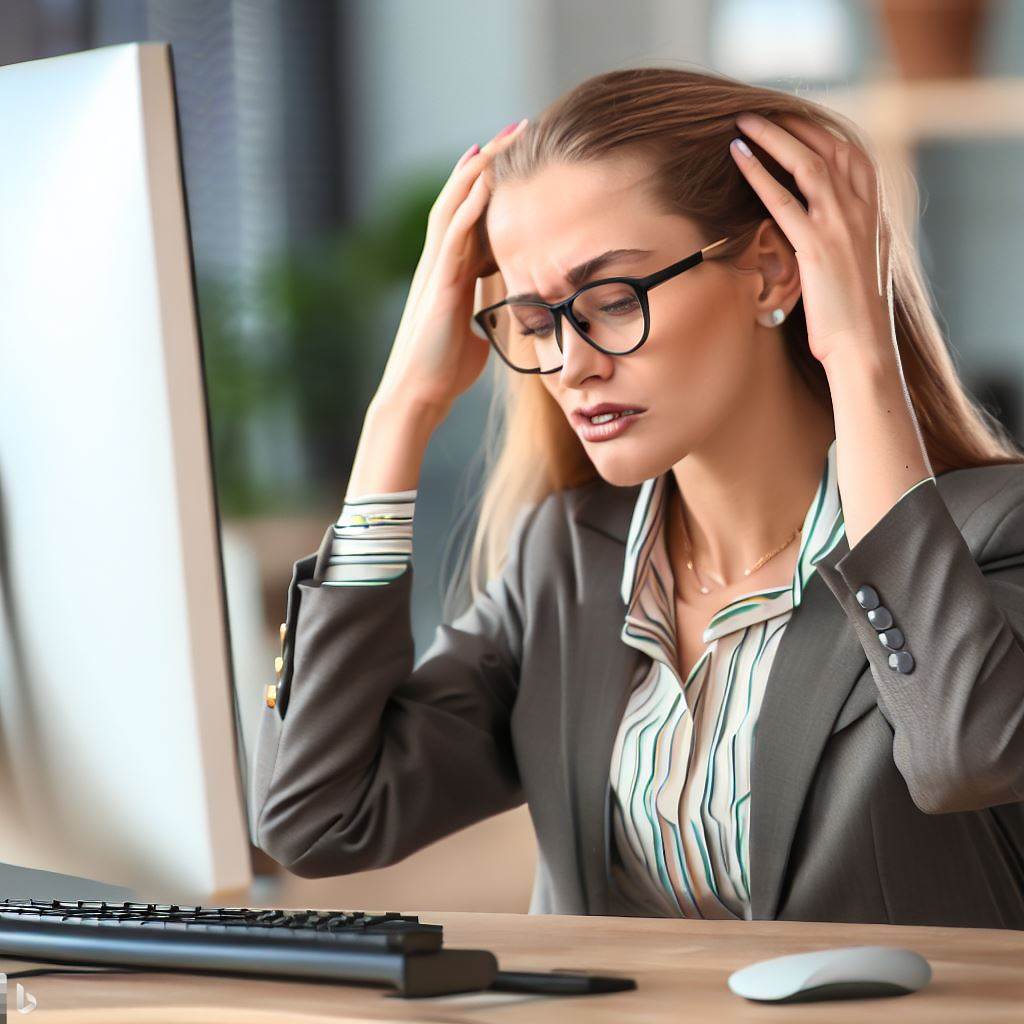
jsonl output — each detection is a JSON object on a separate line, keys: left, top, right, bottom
{"left": 2, "top": 0, "right": 1023, "bottom": 912}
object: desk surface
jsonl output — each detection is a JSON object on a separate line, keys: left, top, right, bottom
{"left": 2, "top": 909, "right": 1022, "bottom": 1021}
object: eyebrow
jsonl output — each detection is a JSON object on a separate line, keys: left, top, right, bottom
{"left": 504, "top": 248, "right": 654, "bottom": 303}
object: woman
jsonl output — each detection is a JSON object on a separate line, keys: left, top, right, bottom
{"left": 251, "top": 67, "right": 1024, "bottom": 928}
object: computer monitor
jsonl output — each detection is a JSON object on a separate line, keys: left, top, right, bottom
{"left": 0, "top": 42, "right": 252, "bottom": 903}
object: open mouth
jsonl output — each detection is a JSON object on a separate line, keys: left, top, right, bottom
{"left": 585, "top": 408, "right": 643, "bottom": 424}
{"left": 574, "top": 409, "right": 645, "bottom": 442}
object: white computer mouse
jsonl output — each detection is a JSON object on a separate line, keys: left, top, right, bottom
{"left": 728, "top": 944, "right": 932, "bottom": 1003}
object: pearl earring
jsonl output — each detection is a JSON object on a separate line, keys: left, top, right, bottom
{"left": 761, "top": 307, "right": 785, "bottom": 328}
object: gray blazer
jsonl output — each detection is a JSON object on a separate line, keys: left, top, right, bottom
{"left": 250, "top": 463, "right": 1024, "bottom": 929}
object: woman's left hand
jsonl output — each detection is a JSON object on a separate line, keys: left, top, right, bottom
{"left": 728, "top": 111, "right": 894, "bottom": 370}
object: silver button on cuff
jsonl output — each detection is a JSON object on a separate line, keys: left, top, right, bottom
{"left": 867, "top": 605, "right": 894, "bottom": 630}
{"left": 878, "top": 627, "right": 905, "bottom": 650}
{"left": 888, "top": 650, "right": 915, "bottom": 674}
{"left": 857, "top": 583, "right": 914, "bottom": 673}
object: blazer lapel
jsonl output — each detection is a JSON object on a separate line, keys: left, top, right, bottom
{"left": 569, "top": 478, "right": 869, "bottom": 920}
{"left": 569, "top": 481, "right": 646, "bottom": 915}
{"left": 747, "top": 531, "right": 868, "bottom": 920}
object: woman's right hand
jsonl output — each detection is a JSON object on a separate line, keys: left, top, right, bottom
{"left": 371, "top": 117, "right": 528, "bottom": 423}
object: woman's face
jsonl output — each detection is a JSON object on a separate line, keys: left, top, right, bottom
{"left": 485, "top": 155, "right": 795, "bottom": 487}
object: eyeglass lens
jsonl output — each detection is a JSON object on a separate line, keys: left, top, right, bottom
{"left": 483, "top": 281, "right": 645, "bottom": 372}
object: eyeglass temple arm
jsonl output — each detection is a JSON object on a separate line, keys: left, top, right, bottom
{"left": 701, "top": 235, "right": 730, "bottom": 257}
{"left": 469, "top": 235, "right": 731, "bottom": 339}
{"left": 470, "top": 314, "right": 490, "bottom": 341}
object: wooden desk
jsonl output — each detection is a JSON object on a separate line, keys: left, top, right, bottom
{"left": 2, "top": 910, "right": 1021, "bottom": 1021}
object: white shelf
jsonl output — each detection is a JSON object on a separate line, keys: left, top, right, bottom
{"left": 800, "top": 76, "right": 1024, "bottom": 233}
{"left": 805, "top": 76, "right": 1024, "bottom": 143}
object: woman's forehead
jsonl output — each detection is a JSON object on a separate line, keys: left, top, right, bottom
{"left": 488, "top": 158, "right": 653, "bottom": 237}
{"left": 486, "top": 166, "right": 668, "bottom": 290}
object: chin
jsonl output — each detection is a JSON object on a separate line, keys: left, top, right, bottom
{"left": 589, "top": 454, "right": 661, "bottom": 489}
{"left": 589, "top": 436, "right": 689, "bottom": 487}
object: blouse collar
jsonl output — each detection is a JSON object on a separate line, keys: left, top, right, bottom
{"left": 620, "top": 438, "right": 846, "bottom": 657}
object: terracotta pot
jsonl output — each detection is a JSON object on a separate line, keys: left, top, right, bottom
{"left": 876, "top": 0, "right": 989, "bottom": 79}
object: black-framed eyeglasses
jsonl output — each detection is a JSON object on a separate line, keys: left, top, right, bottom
{"left": 470, "top": 235, "right": 731, "bottom": 374}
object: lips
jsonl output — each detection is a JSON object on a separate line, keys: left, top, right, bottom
{"left": 572, "top": 403, "right": 647, "bottom": 425}
{"left": 573, "top": 408, "right": 644, "bottom": 443}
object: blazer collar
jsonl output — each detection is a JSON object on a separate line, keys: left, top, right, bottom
{"left": 570, "top": 475, "right": 638, "bottom": 543}
{"left": 566, "top": 472, "right": 866, "bottom": 919}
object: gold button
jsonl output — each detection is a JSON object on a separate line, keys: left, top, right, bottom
{"left": 264, "top": 683, "right": 277, "bottom": 708}
{"left": 274, "top": 655, "right": 284, "bottom": 676}
{"left": 279, "top": 621, "right": 287, "bottom": 643}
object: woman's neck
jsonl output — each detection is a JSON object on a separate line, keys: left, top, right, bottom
{"left": 667, "top": 378, "right": 836, "bottom": 588}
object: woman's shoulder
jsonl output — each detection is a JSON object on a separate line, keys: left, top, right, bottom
{"left": 510, "top": 477, "right": 641, "bottom": 595}
{"left": 506, "top": 477, "right": 641, "bottom": 603}
{"left": 534, "top": 475, "right": 642, "bottom": 544}
{"left": 936, "top": 460, "right": 1024, "bottom": 516}
{"left": 936, "top": 460, "right": 1024, "bottom": 564}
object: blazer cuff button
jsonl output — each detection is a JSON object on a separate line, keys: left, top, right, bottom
{"left": 867, "top": 605, "right": 894, "bottom": 631}
{"left": 855, "top": 584, "right": 880, "bottom": 610}
{"left": 888, "top": 650, "right": 915, "bottom": 674}
{"left": 878, "top": 627, "right": 905, "bottom": 650}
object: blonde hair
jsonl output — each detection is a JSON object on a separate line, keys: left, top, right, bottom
{"left": 439, "top": 64, "right": 1024, "bottom": 622}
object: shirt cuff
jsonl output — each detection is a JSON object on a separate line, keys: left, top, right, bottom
{"left": 321, "top": 488, "right": 417, "bottom": 586}
{"left": 897, "top": 475, "right": 936, "bottom": 503}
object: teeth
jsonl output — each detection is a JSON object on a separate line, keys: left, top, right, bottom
{"left": 588, "top": 409, "right": 639, "bottom": 424}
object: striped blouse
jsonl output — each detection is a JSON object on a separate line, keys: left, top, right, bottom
{"left": 607, "top": 437, "right": 934, "bottom": 919}
{"left": 318, "top": 441, "right": 935, "bottom": 916}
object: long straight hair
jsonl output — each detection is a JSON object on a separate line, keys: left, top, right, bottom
{"left": 440, "top": 64, "right": 1024, "bottom": 623}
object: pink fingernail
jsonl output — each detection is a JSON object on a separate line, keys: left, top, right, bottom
{"left": 457, "top": 142, "right": 480, "bottom": 167}
{"left": 496, "top": 120, "right": 520, "bottom": 138}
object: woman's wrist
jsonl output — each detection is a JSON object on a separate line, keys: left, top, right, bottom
{"left": 343, "top": 390, "right": 441, "bottom": 498}
{"left": 368, "top": 388, "right": 449, "bottom": 436}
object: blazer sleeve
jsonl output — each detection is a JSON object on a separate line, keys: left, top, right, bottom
{"left": 814, "top": 475, "right": 1024, "bottom": 815}
{"left": 249, "top": 495, "right": 539, "bottom": 878}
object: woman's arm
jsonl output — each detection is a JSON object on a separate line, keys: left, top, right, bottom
{"left": 250, "top": 399, "right": 540, "bottom": 876}
{"left": 814, "top": 472, "right": 1024, "bottom": 815}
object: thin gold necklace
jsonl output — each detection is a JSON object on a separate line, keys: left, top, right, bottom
{"left": 675, "top": 493, "right": 801, "bottom": 597}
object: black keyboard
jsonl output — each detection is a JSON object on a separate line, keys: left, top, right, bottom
{"left": 0, "top": 899, "right": 496, "bottom": 997}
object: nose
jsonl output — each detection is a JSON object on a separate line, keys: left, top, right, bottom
{"left": 557, "top": 311, "right": 612, "bottom": 389}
